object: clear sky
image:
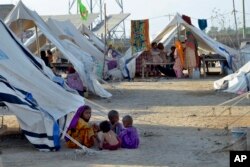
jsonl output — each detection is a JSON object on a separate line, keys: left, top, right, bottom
{"left": 1, "top": 0, "right": 250, "bottom": 38}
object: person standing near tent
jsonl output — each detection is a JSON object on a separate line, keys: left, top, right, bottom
{"left": 105, "top": 44, "right": 118, "bottom": 72}
{"left": 46, "top": 49, "right": 53, "bottom": 67}
{"left": 40, "top": 50, "right": 50, "bottom": 68}
{"left": 173, "top": 46, "right": 184, "bottom": 78}
{"left": 65, "top": 105, "right": 97, "bottom": 148}
{"left": 185, "top": 31, "right": 198, "bottom": 78}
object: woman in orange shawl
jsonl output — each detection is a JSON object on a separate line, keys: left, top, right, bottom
{"left": 65, "top": 105, "right": 95, "bottom": 148}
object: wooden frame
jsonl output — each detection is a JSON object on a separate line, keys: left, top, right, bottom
{"left": 202, "top": 56, "right": 226, "bottom": 77}
{"left": 142, "top": 60, "right": 174, "bottom": 78}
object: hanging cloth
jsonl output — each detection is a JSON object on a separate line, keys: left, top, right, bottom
{"left": 182, "top": 15, "right": 192, "bottom": 25}
{"left": 198, "top": 19, "right": 207, "bottom": 30}
{"left": 131, "top": 19, "right": 150, "bottom": 54}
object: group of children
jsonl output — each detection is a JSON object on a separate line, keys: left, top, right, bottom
{"left": 65, "top": 105, "right": 139, "bottom": 150}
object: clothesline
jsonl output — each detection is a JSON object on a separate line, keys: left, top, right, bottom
{"left": 236, "top": 11, "right": 250, "bottom": 15}
{"left": 123, "top": 11, "right": 245, "bottom": 22}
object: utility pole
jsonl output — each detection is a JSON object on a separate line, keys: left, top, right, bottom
{"left": 68, "top": 0, "right": 76, "bottom": 14}
{"left": 242, "top": 0, "right": 246, "bottom": 39}
{"left": 90, "top": 0, "right": 93, "bottom": 29}
{"left": 102, "top": 3, "right": 107, "bottom": 79}
{"left": 232, "top": 0, "right": 240, "bottom": 48}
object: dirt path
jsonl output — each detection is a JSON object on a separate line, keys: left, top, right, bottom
{"left": 1, "top": 78, "right": 250, "bottom": 167}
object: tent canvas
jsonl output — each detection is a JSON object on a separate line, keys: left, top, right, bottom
{"left": 214, "top": 61, "right": 250, "bottom": 94}
{"left": 42, "top": 13, "right": 99, "bottom": 28}
{"left": 5, "top": 1, "right": 111, "bottom": 98}
{"left": 240, "top": 42, "right": 250, "bottom": 65}
{"left": 43, "top": 15, "right": 105, "bottom": 54}
{"left": 0, "top": 20, "right": 84, "bottom": 151}
{"left": 79, "top": 23, "right": 105, "bottom": 52}
{"left": 93, "top": 13, "right": 130, "bottom": 36}
{"left": 122, "top": 13, "right": 241, "bottom": 79}
{"left": 46, "top": 18, "right": 126, "bottom": 80}
{"left": 152, "top": 13, "right": 240, "bottom": 71}
{"left": 46, "top": 18, "right": 104, "bottom": 64}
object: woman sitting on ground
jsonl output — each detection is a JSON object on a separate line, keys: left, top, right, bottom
{"left": 154, "top": 43, "right": 176, "bottom": 77}
{"left": 65, "top": 105, "right": 97, "bottom": 148}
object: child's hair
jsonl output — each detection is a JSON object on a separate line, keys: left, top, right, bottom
{"left": 47, "top": 49, "right": 52, "bottom": 55}
{"left": 170, "top": 46, "right": 176, "bottom": 51}
{"left": 99, "top": 120, "right": 111, "bottom": 133}
{"left": 122, "top": 115, "right": 133, "bottom": 126}
{"left": 157, "top": 43, "right": 164, "bottom": 50}
{"left": 151, "top": 42, "right": 157, "bottom": 48}
{"left": 108, "top": 110, "right": 119, "bottom": 120}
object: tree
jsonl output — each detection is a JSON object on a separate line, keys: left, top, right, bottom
{"left": 207, "top": 26, "right": 219, "bottom": 38}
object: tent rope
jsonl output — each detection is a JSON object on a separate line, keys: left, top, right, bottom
{"left": 60, "top": 128, "right": 96, "bottom": 155}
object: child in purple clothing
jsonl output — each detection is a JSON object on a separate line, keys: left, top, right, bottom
{"left": 119, "top": 115, "right": 139, "bottom": 149}
{"left": 108, "top": 110, "right": 123, "bottom": 136}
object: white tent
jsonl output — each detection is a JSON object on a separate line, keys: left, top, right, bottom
{"left": 122, "top": 13, "right": 241, "bottom": 79}
{"left": 0, "top": 20, "right": 84, "bottom": 151}
{"left": 5, "top": 1, "right": 111, "bottom": 98}
{"left": 240, "top": 42, "right": 250, "bottom": 65}
{"left": 79, "top": 23, "right": 105, "bottom": 52}
{"left": 42, "top": 13, "right": 99, "bottom": 28}
{"left": 46, "top": 18, "right": 126, "bottom": 80}
{"left": 42, "top": 15, "right": 105, "bottom": 55}
{"left": 214, "top": 61, "right": 250, "bottom": 94}
{"left": 152, "top": 13, "right": 240, "bottom": 71}
{"left": 46, "top": 18, "right": 104, "bottom": 64}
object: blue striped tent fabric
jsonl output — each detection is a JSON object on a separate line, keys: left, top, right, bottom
{"left": 0, "top": 76, "right": 61, "bottom": 151}
{"left": 4, "top": 1, "right": 112, "bottom": 98}
{"left": 0, "top": 20, "right": 84, "bottom": 151}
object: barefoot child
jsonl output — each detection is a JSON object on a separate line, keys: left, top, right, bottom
{"left": 108, "top": 110, "right": 123, "bottom": 136}
{"left": 98, "top": 120, "right": 121, "bottom": 150}
{"left": 119, "top": 115, "right": 140, "bottom": 149}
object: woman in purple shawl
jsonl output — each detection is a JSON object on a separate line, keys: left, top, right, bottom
{"left": 65, "top": 105, "right": 95, "bottom": 148}
{"left": 119, "top": 115, "right": 139, "bottom": 149}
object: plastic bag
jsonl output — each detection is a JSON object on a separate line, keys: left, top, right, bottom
{"left": 192, "top": 68, "right": 200, "bottom": 79}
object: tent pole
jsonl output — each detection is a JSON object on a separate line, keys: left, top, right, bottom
{"left": 35, "top": 26, "right": 40, "bottom": 56}
{"left": 102, "top": 3, "right": 107, "bottom": 79}
{"left": 242, "top": 0, "right": 246, "bottom": 39}
{"left": 177, "top": 21, "right": 180, "bottom": 41}
{"left": 232, "top": 0, "right": 240, "bottom": 48}
{"left": 19, "top": 20, "right": 23, "bottom": 43}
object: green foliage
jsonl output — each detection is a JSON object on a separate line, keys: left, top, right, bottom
{"left": 207, "top": 26, "right": 250, "bottom": 36}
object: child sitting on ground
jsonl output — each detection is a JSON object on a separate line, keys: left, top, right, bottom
{"left": 98, "top": 120, "right": 121, "bottom": 150}
{"left": 108, "top": 110, "right": 123, "bottom": 136}
{"left": 119, "top": 115, "right": 140, "bottom": 149}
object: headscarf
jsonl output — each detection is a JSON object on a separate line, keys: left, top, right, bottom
{"left": 67, "top": 105, "right": 90, "bottom": 131}
{"left": 65, "top": 105, "right": 91, "bottom": 141}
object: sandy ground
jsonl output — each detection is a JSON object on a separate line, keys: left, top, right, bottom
{"left": 1, "top": 77, "right": 250, "bottom": 167}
